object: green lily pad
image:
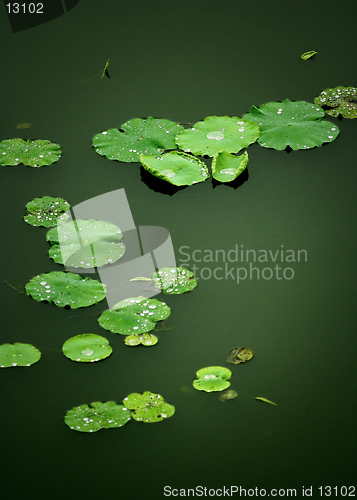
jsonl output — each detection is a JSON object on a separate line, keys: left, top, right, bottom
{"left": 242, "top": 99, "right": 339, "bottom": 150}
{"left": 62, "top": 334, "right": 112, "bottom": 362}
{"left": 151, "top": 267, "right": 197, "bottom": 294}
{"left": 314, "top": 86, "right": 357, "bottom": 119}
{"left": 112, "top": 296, "right": 171, "bottom": 322}
{"left": 25, "top": 271, "right": 107, "bottom": 309}
{"left": 193, "top": 366, "right": 232, "bottom": 392}
{"left": 212, "top": 151, "right": 249, "bottom": 183}
{"left": 219, "top": 389, "right": 238, "bottom": 402}
{"left": 123, "top": 391, "right": 175, "bottom": 422}
{"left": 175, "top": 116, "right": 260, "bottom": 157}
{"left": 98, "top": 309, "right": 156, "bottom": 335}
{"left": 65, "top": 401, "right": 131, "bottom": 432}
{"left": 0, "top": 138, "right": 62, "bottom": 167}
{"left": 92, "top": 117, "right": 184, "bottom": 163}
{"left": 24, "top": 196, "right": 70, "bottom": 227}
{"left": 0, "top": 343, "right": 41, "bottom": 368}
{"left": 46, "top": 219, "right": 125, "bottom": 268}
{"left": 124, "top": 333, "right": 158, "bottom": 346}
{"left": 140, "top": 151, "right": 210, "bottom": 186}
{"left": 300, "top": 50, "right": 318, "bottom": 60}
{"left": 226, "top": 347, "right": 253, "bottom": 364}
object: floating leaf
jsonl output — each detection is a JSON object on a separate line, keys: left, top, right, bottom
{"left": 300, "top": 50, "right": 318, "bottom": 60}
{"left": 25, "top": 271, "right": 106, "bottom": 309}
{"left": 0, "top": 343, "right": 41, "bottom": 368}
{"left": 62, "top": 334, "right": 112, "bottom": 362}
{"left": 255, "top": 397, "right": 277, "bottom": 406}
{"left": 124, "top": 333, "right": 158, "bottom": 346}
{"left": 314, "top": 86, "right": 357, "bottom": 119}
{"left": 123, "top": 391, "right": 175, "bottom": 423}
{"left": 151, "top": 267, "right": 197, "bottom": 294}
{"left": 98, "top": 309, "right": 156, "bottom": 335}
{"left": 24, "top": 196, "right": 70, "bottom": 227}
{"left": 101, "top": 58, "right": 110, "bottom": 79}
{"left": 219, "top": 389, "right": 238, "bottom": 402}
{"left": 92, "top": 117, "right": 184, "bottom": 163}
{"left": 193, "top": 366, "right": 232, "bottom": 392}
{"left": 226, "top": 347, "right": 253, "bottom": 364}
{"left": 16, "top": 123, "right": 31, "bottom": 129}
{"left": 64, "top": 401, "right": 131, "bottom": 432}
{"left": 0, "top": 138, "right": 62, "bottom": 167}
{"left": 46, "top": 219, "right": 125, "bottom": 268}
{"left": 243, "top": 99, "right": 339, "bottom": 150}
{"left": 175, "top": 116, "right": 259, "bottom": 157}
{"left": 140, "top": 151, "right": 210, "bottom": 186}
{"left": 211, "top": 151, "right": 249, "bottom": 183}
{"left": 112, "top": 296, "right": 171, "bottom": 322}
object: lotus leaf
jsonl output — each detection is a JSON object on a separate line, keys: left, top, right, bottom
{"left": 98, "top": 309, "right": 156, "bottom": 335}
{"left": 123, "top": 391, "right": 175, "bottom": 423}
{"left": 62, "top": 334, "right": 112, "bottom": 362}
{"left": 175, "top": 116, "right": 260, "bottom": 157}
{"left": 112, "top": 296, "right": 171, "bottom": 322}
{"left": 24, "top": 196, "right": 70, "bottom": 227}
{"left": 124, "top": 333, "right": 158, "bottom": 346}
{"left": 219, "top": 389, "right": 238, "bottom": 402}
{"left": 151, "top": 267, "right": 197, "bottom": 294}
{"left": 0, "top": 138, "right": 62, "bottom": 167}
{"left": 300, "top": 50, "right": 318, "bottom": 60}
{"left": 226, "top": 347, "right": 253, "bottom": 364}
{"left": 255, "top": 397, "right": 277, "bottom": 406}
{"left": 193, "top": 366, "right": 232, "bottom": 392}
{"left": 243, "top": 99, "right": 339, "bottom": 150}
{"left": 314, "top": 86, "right": 357, "bottom": 119}
{"left": 46, "top": 219, "right": 125, "bottom": 268}
{"left": 211, "top": 151, "right": 249, "bottom": 183}
{"left": 65, "top": 401, "right": 131, "bottom": 432}
{"left": 92, "top": 117, "right": 184, "bottom": 163}
{"left": 25, "top": 271, "right": 107, "bottom": 309}
{"left": 0, "top": 343, "right": 41, "bottom": 368}
{"left": 140, "top": 151, "right": 210, "bottom": 186}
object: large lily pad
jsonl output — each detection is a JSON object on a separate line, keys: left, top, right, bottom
{"left": 175, "top": 116, "right": 260, "bottom": 157}
{"left": 151, "top": 267, "right": 197, "bottom": 294}
{"left": 193, "top": 366, "right": 232, "bottom": 392}
{"left": 62, "top": 334, "right": 112, "bottom": 362}
{"left": 24, "top": 196, "right": 70, "bottom": 227}
{"left": 211, "top": 151, "right": 249, "bottom": 183}
{"left": 314, "top": 86, "right": 357, "bottom": 119}
{"left": 0, "top": 138, "right": 62, "bottom": 167}
{"left": 98, "top": 309, "right": 156, "bottom": 335}
{"left": 112, "top": 296, "right": 171, "bottom": 322}
{"left": 0, "top": 343, "right": 41, "bottom": 368}
{"left": 140, "top": 151, "right": 210, "bottom": 186}
{"left": 242, "top": 99, "right": 339, "bottom": 150}
{"left": 46, "top": 219, "right": 125, "bottom": 268}
{"left": 123, "top": 391, "right": 175, "bottom": 423}
{"left": 65, "top": 401, "right": 131, "bottom": 432}
{"left": 25, "top": 271, "right": 107, "bottom": 309}
{"left": 92, "top": 117, "right": 184, "bottom": 163}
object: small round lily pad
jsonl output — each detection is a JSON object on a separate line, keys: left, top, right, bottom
{"left": 112, "top": 296, "right": 171, "bottom": 322}
{"left": 24, "top": 196, "right": 70, "bottom": 227}
{"left": 151, "top": 267, "right": 197, "bottom": 294}
{"left": 193, "top": 366, "right": 232, "bottom": 392}
{"left": 0, "top": 343, "right": 41, "bottom": 368}
{"left": 98, "top": 309, "right": 156, "bottom": 335}
{"left": 62, "top": 334, "right": 112, "bottom": 362}
{"left": 0, "top": 138, "right": 62, "bottom": 167}
{"left": 226, "top": 347, "right": 253, "bottom": 364}
{"left": 123, "top": 391, "right": 175, "bottom": 422}
{"left": 219, "top": 389, "right": 238, "bottom": 402}
{"left": 64, "top": 401, "right": 131, "bottom": 432}
{"left": 124, "top": 333, "right": 158, "bottom": 346}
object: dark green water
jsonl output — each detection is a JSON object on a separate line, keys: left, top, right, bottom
{"left": 1, "top": 1, "right": 356, "bottom": 498}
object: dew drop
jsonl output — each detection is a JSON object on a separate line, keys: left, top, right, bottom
{"left": 206, "top": 131, "right": 225, "bottom": 140}
{"left": 81, "top": 348, "right": 94, "bottom": 356}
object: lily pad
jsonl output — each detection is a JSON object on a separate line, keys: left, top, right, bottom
{"left": 124, "top": 333, "right": 158, "bottom": 346}
{"left": 112, "top": 296, "right": 171, "bottom": 322}
{"left": 242, "top": 99, "right": 340, "bottom": 150}
{"left": 255, "top": 397, "right": 277, "bottom": 406}
{"left": 25, "top": 271, "right": 107, "bottom": 309}
{"left": 175, "top": 116, "right": 260, "bottom": 157}
{"left": 151, "top": 267, "right": 197, "bottom": 294}
{"left": 64, "top": 401, "right": 131, "bottom": 432}
{"left": 0, "top": 138, "right": 62, "bottom": 167}
{"left": 24, "top": 196, "right": 70, "bottom": 227}
{"left": 92, "top": 117, "right": 184, "bottom": 163}
{"left": 193, "top": 366, "right": 232, "bottom": 392}
{"left": 212, "top": 151, "right": 249, "bottom": 183}
{"left": 98, "top": 309, "right": 156, "bottom": 335}
{"left": 123, "top": 391, "right": 175, "bottom": 422}
{"left": 46, "top": 219, "right": 125, "bottom": 268}
{"left": 314, "top": 86, "right": 357, "bottom": 119}
{"left": 226, "top": 347, "right": 253, "bottom": 364}
{"left": 62, "top": 334, "right": 112, "bottom": 362}
{"left": 0, "top": 343, "right": 41, "bottom": 368}
{"left": 140, "top": 151, "right": 210, "bottom": 186}
{"left": 219, "top": 389, "right": 238, "bottom": 402}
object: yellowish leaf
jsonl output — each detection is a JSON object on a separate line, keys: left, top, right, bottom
{"left": 16, "top": 123, "right": 31, "bottom": 129}
{"left": 255, "top": 397, "right": 277, "bottom": 406}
